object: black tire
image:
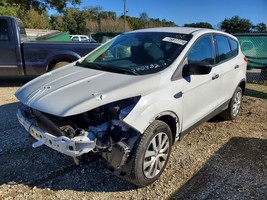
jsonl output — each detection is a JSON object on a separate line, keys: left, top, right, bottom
{"left": 129, "top": 120, "right": 173, "bottom": 187}
{"left": 51, "top": 61, "right": 70, "bottom": 70}
{"left": 220, "top": 86, "right": 243, "bottom": 120}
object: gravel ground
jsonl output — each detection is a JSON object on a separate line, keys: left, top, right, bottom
{"left": 0, "top": 79, "right": 266, "bottom": 200}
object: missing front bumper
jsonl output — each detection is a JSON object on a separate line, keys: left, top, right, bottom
{"left": 17, "top": 108, "right": 96, "bottom": 157}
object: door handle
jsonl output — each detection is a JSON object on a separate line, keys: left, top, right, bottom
{"left": 212, "top": 74, "right": 219, "bottom": 80}
{"left": 234, "top": 65, "right": 239, "bottom": 69}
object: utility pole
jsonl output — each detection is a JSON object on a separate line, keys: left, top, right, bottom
{"left": 124, "top": 0, "right": 126, "bottom": 32}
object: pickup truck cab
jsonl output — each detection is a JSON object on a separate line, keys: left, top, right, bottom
{"left": 0, "top": 16, "right": 99, "bottom": 76}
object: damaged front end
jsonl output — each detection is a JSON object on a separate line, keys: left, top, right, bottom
{"left": 17, "top": 96, "right": 141, "bottom": 169}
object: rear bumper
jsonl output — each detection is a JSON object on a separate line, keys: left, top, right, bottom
{"left": 17, "top": 107, "right": 95, "bottom": 157}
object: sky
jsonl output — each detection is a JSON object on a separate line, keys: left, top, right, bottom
{"left": 64, "top": 0, "right": 267, "bottom": 27}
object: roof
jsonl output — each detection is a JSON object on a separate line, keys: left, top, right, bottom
{"left": 128, "top": 27, "right": 236, "bottom": 40}
{"left": 129, "top": 27, "right": 205, "bottom": 34}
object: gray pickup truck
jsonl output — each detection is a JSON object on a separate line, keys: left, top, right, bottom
{"left": 0, "top": 16, "right": 99, "bottom": 76}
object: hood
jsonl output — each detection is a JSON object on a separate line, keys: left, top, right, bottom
{"left": 15, "top": 65, "right": 161, "bottom": 116}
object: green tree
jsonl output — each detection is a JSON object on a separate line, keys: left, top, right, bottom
{"left": 20, "top": 9, "right": 51, "bottom": 29}
{"left": 0, "top": 0, "right": 50, "bottom": 29}
{"left": 140, "top": 12, "right": 149, "bottom": 22}
{"left": 220, "top": 16, "right": 252, "bottom": 33}
{"left": 125, "top": 16, "right": 142, "bottom": 30}
{"left": 50, "top": 15, "right": 65, "bottom": 31}
{"left": 0, "top": 0, "right": 20, "bottom": 17}
{"left": 125, "top": 14, "right": 176, "bottom": 30}
{"left": 52, "top": 7, "right": 176, "bottom": 34}
{"left": 51, "top": 7, "right": 117, "bottom": 35}
{"left": 184, "top": 22, "right": 213, "bottom": 29}
{"left": 6, "top": 0, "right": 81, "bottom": 13}
{"left": 61, "top": 8, "right": 86, "bottom": 34}
{"left": 254, "top": 23, "right": 267, "bottom": 33}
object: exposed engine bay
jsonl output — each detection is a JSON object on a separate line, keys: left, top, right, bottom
{"left": 18, "top": 97, "right": 141, "bottom": 170}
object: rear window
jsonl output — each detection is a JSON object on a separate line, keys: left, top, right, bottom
{"left": 0, "top": 19, "right": 9, "bottom": 41}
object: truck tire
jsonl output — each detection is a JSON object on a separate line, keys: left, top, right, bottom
{"left": 51, "top": 62, "right": 70, "bottom": 70}
{"left": 220, "top": 86, "right": 243, "bottom": 120}
{"left": 129, "top": 120, "right": 172, "bottom": 187}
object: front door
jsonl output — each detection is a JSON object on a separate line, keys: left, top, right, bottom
{"left": 182, "top": 34, "right": 219, "bottom": 131}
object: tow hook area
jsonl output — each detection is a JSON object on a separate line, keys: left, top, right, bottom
{"left": 17, "top": 108, "right": 96, "bottom": 157}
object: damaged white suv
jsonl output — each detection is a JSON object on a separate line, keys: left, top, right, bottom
{"left": 16, "top": 27, "right": 247, "bottom": 187}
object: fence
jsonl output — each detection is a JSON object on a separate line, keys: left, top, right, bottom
{"left": 235, "top": 33, "right": 267, "bottom": 84}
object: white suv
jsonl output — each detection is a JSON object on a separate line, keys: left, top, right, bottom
{"left": 16, "top": 27, "right": 247, "bottom": 187}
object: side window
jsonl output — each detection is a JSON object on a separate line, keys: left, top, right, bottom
{"left": 18, "top": 20, "right": 27, "bottom": 42}
{"left": 0, "top": 19, "right": 9, "bottom": 41}
{"left": 80, "top": 36, "right": 88, "bottom": 41}
{"left": 229, "top": 38, "right": 238, "bottom": 57}
{"left": 215, "top": 35, "right": 231, "bottom": 62}
{"left": 188, "top": 35, "right": 215, "bottom": 65}
{"left": 72, "top": 36, "right": 79, "bottom": 41}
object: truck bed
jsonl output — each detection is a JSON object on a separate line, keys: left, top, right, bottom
{"left": 22, "top": 41, "right": 100, "bottom": 75}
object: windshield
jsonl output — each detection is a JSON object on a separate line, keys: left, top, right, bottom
{"left": 78, "top": 32, "right": 192, "bottom": 75}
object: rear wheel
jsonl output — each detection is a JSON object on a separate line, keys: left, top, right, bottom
{"left": 220, "top": 86, "right": 243, "bottom": 120}
{"left": 129, "top": 120, "right": 172, "bottom": 187}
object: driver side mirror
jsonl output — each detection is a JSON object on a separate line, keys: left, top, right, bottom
{"left": 183, "top": 61, "right": 212, "bottom": 76}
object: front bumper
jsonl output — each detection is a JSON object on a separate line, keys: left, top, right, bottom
{"left": 17, "top": 108, "right": 96, "bottom": 157}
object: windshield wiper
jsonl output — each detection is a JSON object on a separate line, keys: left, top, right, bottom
{"left": 76, "top": 62, "right": 105, "bottom": 70}
{"left": 110, "top": 66, "right": 139, "bottom": 75}
{"left": 76, "top": 61, "right": 138, "bottom": 75}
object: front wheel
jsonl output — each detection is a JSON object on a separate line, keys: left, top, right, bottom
{"left": 220, "top": 86, "right": 243, "bottom": 120}
{"left": 129, "top": 120, "right": 173, "bottom": 187}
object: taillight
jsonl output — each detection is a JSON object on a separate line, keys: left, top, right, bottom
{"left": 244, "top": 57, "right": 248, "bottom": 62}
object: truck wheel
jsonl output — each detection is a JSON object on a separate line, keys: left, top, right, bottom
{"left": 220, "top": 86, "right": 243, "bottom": 120}
{"left": 129, "top": 120, "right": 172, "bottom": 187}
{"left": 51, "top": 62, "right": 70, "bottom": 70}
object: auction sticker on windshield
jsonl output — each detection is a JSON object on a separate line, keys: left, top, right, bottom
{"left": 162, "top": 37, "right": 188, "bottom": 45}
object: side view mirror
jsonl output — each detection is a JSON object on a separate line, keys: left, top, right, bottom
{"left": 183, "top": 61, "right": 212, "bottom": 76}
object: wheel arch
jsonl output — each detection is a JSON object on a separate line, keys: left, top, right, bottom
{"left": 47, "top": 53, "right": 81, "bottom": 72}
{"left": 238, "top": 79, "right": 246, "bottom": 95}
{"left": 155, "top": 111, "right": 180, "bottom": 143}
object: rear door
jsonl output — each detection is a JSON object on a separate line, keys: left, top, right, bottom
{"left": 213, "top": 35, "right": 243, "bottom": 107}
{"left": 0, "top": 18, "right": 20, "bottom": 75}
{"left": 182, "top": 34, "right": 220, "bottom": 131}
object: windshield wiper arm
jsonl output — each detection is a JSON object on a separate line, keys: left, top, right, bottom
{"left": 112, "top": 67, "right": 139, "bottom": 75}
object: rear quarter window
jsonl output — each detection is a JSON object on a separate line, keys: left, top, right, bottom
{"left": 229, "top": 38, "right": 238, "bottom": 57}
